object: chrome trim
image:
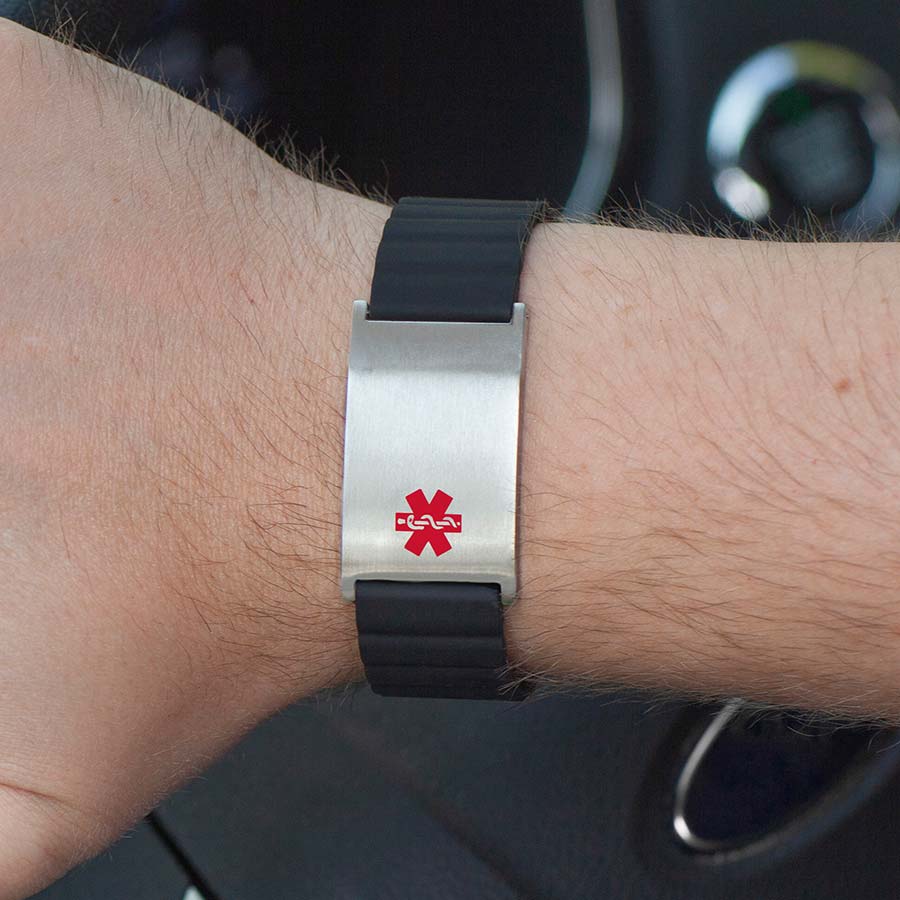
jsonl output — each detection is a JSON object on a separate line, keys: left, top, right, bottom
{"left": 673, "top": 699, "right": 900, "bottom": 860}
{"left": 672, "top": 699, "right": 745, "bottom": 853}
{"left": 565, "top": 0, "right": 623, "bottom": 216}
{"left": 341, "top": 302, "right": 525, "bottom": 603}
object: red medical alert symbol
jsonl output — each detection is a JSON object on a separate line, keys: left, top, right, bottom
{"left": 395, "top": 489, "right": 462, "bottom": 556}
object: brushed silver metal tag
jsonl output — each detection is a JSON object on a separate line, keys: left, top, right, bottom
{"left": 340, "top": 301, "right": 525, "bottom": 603}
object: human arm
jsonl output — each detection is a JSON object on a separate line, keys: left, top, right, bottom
{"left": 4, "top": 18, "right": 900, "bottom": 896}
{"left": 515, "top": 222, "right": 900, "bottom": 716}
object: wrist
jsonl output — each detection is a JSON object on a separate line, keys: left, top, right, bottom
{"left": 249, "top": 184, "right": 900, "bottom": 720}
{"left": 192, "top": 176, "right": 389, "bottom": 709}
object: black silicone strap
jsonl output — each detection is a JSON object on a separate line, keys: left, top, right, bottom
{"left": 358, "top": 196, "right": 542, "bottom": 700}
{"left": 368, "top": 197, "right": 544, "bottom": 323}
{"left": 356, "top": 582, "right": 524, "bottom": 700}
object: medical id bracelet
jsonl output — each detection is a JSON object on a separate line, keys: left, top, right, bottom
{"left": 340, "top": 197, "right": 543, "bottom": 699}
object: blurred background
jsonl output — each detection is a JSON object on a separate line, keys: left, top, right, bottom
{"left": 4, "top": 1, "right": 900, "bottom": 898}
{"left": 8, "top": 0, "right": 900, "bottom": 232}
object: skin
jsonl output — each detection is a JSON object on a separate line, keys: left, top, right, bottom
{"left": 3, "top": 19, "right": 900, "bottom": 897}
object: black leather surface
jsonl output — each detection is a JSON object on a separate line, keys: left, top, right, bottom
{"left": 156, "top": 698, "right": 523, "bottom": 900}
{"left": 29, "top": 820, "right": 189, "bottom": 900}
{"left": 149, "top": 689, "right": 900, "bottom": 900}
{"left": 24, "top": 690, "right": 900, "bottom": 899}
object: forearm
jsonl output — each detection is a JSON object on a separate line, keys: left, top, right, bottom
{"left": 246, "top": 185, "right": 900, "bottom": 721}
{"left": 17, "top": 20, "right": 898, "bottom": 732}
{"left": 511, "top": 225, "right": 900, "bottom": 717}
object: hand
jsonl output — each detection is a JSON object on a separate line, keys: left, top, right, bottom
{"left": 0, "top": 20, "right": 376, "bottom": 896}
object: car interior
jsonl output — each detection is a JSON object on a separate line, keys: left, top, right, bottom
{"left": 5, "top": 1, "right": 900, "bottom": 897}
